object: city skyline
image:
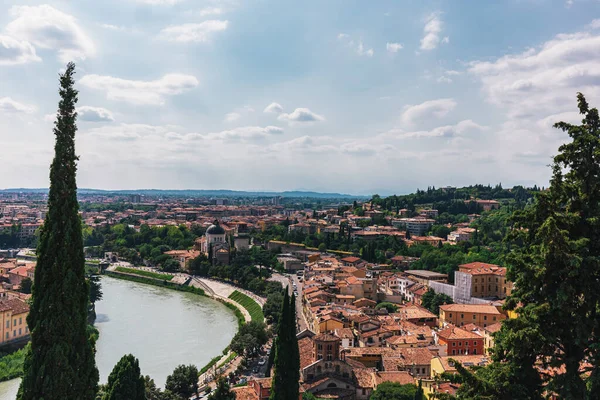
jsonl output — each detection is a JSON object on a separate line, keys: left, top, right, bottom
{"left": 1, "top": 0, "right": 600, "bottom": 193}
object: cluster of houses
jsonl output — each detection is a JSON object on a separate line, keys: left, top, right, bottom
{"left": 234, "top": 253, "right": 513, "bottom": 399}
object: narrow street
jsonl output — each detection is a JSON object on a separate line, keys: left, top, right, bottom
{"left": 270, "top": 272, "right": 308, "bottom": 333}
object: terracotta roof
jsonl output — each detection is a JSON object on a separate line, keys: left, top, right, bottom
{"left": 484, "top": 322, "right": 502, "bottom": 333}
{"left": 440, "top": 304, "right": 502, "bottom": 314}
{"left": 334, "top": 328, "right": 354, "bottom": 339}
{"left": 314, "top": 333, "right": 340, "bottom": 342}
{"left": 231, "top": 386, "right": 258, "bottom": 400}
{"left": 0, "top": 299, "right": 29, "bottom": 314}
{"left": 434, "top": 355, "right": 490, "bottom": 374}
{"left": 299, "top": 337, "right": 314, "bottom": 369}
{"left": 372, "top": 371, "right": 415, "bottom": 386}
{"left": 438, "top": 326, "right": 483, "bottom": 341}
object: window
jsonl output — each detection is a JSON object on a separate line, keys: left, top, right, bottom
{"left": 13, "top": 319, "right": 16, "bottom": 326}
{"left": 4, "top": 333, "right": 7, "bottom": 339}
{"left": 317, "top": 344, "right": 323, "bottom": 351}
{"left": 473, "top": 315, "right": 476, "bottom": 320}
{"left": 18, "top": 328, "right": 21, "bottom": 335}
{"left": 452, "top": 342, "right": 456, "bottom": 347}
{"left": 327, "top": 354, "right": 333, "bottom": 361}
{"left": 5, "top": 321, "right": 8, "bottom": 329}
{"left": 13, "top": 330, "right": 16, "bottom": 337}
{"left": 449, "top": 313, "right": 452, "bottom": 318}
{"left": 459, "top": 342, "right": 462, "bottom": 346}
{"left": 327, "top": 344, "right": 332, "bottom": 351}
{"left": 473, "top": 349, "right": 477, "bottom": 354}
{"left": 493, "top": 317, "right": 497, "bottom": 321}
{"left": 484, "top": 316, "right": 487, "bottom": 321}
{"left": 461, "top": 314, "right": 464, "bottom": 319}
{"left": 474, "top": 278, "right": 478, "bottom": 283}
{"left": 474, "top": 341, "right": 477, "bottom": 346}
{"left": 362, "top": 389, "right": 366, "bottom": 395}
{"left": 452, "top": 350, "right": 456, "bottom": 355}
{"left": 19, "top": 317, "right": 22, "bottom": 325}
{"left": 474, "top": 286, "right": 477, "bottom": 292}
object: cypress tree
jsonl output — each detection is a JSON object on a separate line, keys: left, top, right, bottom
{"left": 19, "top": 62, "right": 99, "bottom": 400}
{"left": 104, "top": 354, "right": 145, "bottom": 400}
{"left": 289, "top": 293, "right": 300, "bottom": 400}
{"left": 270, "top": 290, "right": 290, "bottom": 400}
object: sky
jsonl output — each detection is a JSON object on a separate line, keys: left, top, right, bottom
{"left": 1, "top": 0, "right": 600, "bottom": 195}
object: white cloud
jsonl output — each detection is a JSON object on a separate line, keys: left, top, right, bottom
{"left": 445, "top": 70, "right": 461, "bottom": 76}
{"left": 387, "top": 120, "right": 487, "bottom": 138}
{"left": 386, "top": 42, "right": 403, "bottom": 53}
{"left": 468, "top": 30, "right": 600, "bottom": 120}
{"left": 159, "top": 21, "right": 229, "bottom": 43}
{"left": 197, "top": 7, "right": 224, "bottom": 16}
{"left": 338, "top": 34, "right": 374, "bottom": 57}
{"left": 264, "top": 102, "right": 284, "bottom": 114}
{"left": 85, "top": 123, "right": 178, "bottom": 141}
{"left": 77, "top": 106, "right": 115, "bottom": 122}
{"left": 79, "top": 73, "right": 199, "bottom": 105}
{"left": 401, "top": 98, "right": 457, "bottom": 125}
{"left": 277, "top": 108, "right": 325, "bottom": 124}
{"left": 0, "top": 35, "right": 40, "bottom": 65}
{"left": 340, "top": 142, "right": 395, "bottom": 156}
{"left": 6, "top": 5, "right": 95, "bottom": 62}
{"left": 588, "top": 19, "right": 600, "bottom": 30}
{"left": 357, "top": 42, "right": 374, "bottom": 57}
{"left": 420, "top": 12, "right": 447, "bottom": 50}
{"left": 171, "top": 126, "right": 284, "bottom": 142}
{"left": 0, "top": 97, "right": 36, "bottom": 114}
{"left": 437, "top": 76, "right": 453, "bottom": 84}
{"left": 134, "top": 0, "right": 182, "bottom": 5}
{"left": 224, "top": 112, "right": 241, "bottom": 122}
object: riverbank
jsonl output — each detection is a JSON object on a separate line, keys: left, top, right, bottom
{"left": 104, "top": 269, "right": 255, "bottom": 387}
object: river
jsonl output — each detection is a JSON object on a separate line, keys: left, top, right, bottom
{"left": 0, "top": 276, "right": 239, "bottom": 399}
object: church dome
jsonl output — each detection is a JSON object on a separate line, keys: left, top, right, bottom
{"left": 206, "top": 221, "right": 225, "bottom": 235}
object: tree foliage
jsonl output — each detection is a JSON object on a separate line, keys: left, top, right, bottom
{"left": 208, "top": 376, "right": 235, "bottom": 400}
{"left": 103, "top": 354, "right": 145, "bottom": 400}
{"left": 420, "top": 289, "right": 453, "bottom": 315}
{"left": 165, "top": 364, "right": 199, "bottom": 399}
{"left": 458, "top": 94, "right": 600, "bottom": 399}
{"left": 369, "top": 382, "right": 419, "bottom": 400}
{"left": 270, "top": 290, "right": 300, "bottom": 400}
{"left": 19, "top": 62, "right": 99, "bottom": 400}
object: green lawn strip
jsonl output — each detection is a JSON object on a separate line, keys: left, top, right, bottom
{"left": 105, "top": 271, "right": 201, "bottom": 295}
{"left": 228, "top": 291, "right": 264, "bottom": 322}
{"left": 115, "top": 266, "right": 174, "bottom": 281}
{"left": 0, "top": 346, "right": 27, "bottom": 382}
{"left": 216, "top": 352, "right": 237, "bottom": 369}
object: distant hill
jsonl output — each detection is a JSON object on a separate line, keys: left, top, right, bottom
{"left": 0, "top": 188, "right": 365, "bottom": 199}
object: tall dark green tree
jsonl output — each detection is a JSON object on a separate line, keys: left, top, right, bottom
{"left": 270, "top": 289, "right": 299, "bottom": 400}
{"left": 458, "top": 93, "right": 600, "bottom": 399}
{"left": 103, "top": 354, "right": 145, "bottom": 400}
{"left": 19, "top": 62, "right": 99, "bottom": 400}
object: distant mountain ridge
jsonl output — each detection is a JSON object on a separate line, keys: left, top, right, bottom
{"left": 0, "top": 188, "right": 365, "bottom": 199}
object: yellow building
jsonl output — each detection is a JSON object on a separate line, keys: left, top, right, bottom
{"left": 0, "top": 299, "right": 30, "bottom": 344}
{"left": 439, "top": 304, "right": 506, "bottom": 328}
{"left": 430, "top": 354, "right": 490, "bottom": 378}
{"left": 318, "top": 315, "right": 345, "bottom": 333}
{"left": 458, "top": 262, "right": 513, "bottom": 299}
